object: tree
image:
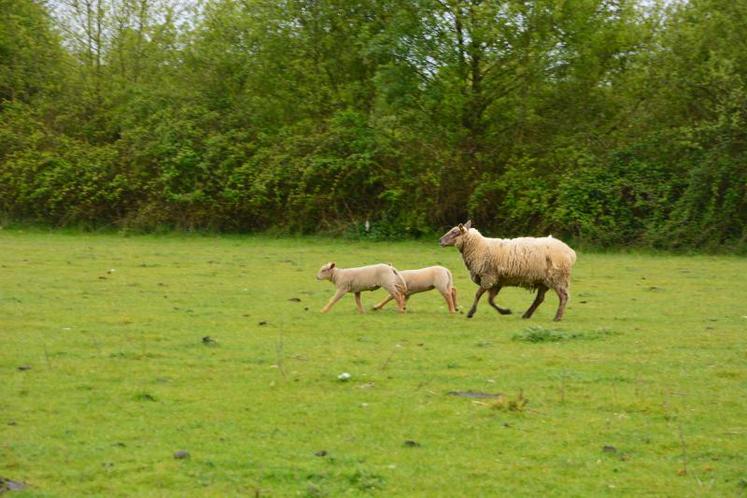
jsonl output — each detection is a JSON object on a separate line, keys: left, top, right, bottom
{"left": 0, "top": 0, "right": 64, "bottom": 103}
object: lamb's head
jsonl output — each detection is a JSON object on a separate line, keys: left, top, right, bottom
{"left": 316, "top": 262, "right": 336, "bottom": 281}
{"left": 439, "top": 220, "right": 472, "bottom": 247}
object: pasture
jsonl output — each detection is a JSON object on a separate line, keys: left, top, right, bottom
{"left": 1, "top": 230, "right": 745, "bottom": 496}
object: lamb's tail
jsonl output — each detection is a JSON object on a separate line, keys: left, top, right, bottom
{"left": 391, "top": 267, "right": 408, "bottom": 296}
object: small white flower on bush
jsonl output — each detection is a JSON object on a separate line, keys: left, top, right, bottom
{"left": 337, "top": 372, "right": 351, "bottom": 381}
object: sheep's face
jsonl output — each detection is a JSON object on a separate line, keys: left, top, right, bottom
{"left": 316, "top": 262, "right": 336, "bottom": 280}
{"left": 439, "top": 220, "right": 472, "bottom": 247}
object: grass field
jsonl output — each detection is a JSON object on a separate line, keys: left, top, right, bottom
{"left": 1, "top": 230, "right": 746, "bottom": 497}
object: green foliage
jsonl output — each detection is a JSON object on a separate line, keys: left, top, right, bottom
{"left": 0, "top": 0, "right": 63, "bottom": 102}
{"left": 551, "top": 147, "right": 677, "bottom": 246}
{"left": 660, "top": 86, "right": 747, "bottom": 250}
{"left": 0, "top": 102, "right": 126, "bottom": 226}
{"left": 0, "top": 0, "right": 745, "bottom": 250}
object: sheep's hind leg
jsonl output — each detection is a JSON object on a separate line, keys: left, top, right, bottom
{"left": 488, "top": 286, "right": 512, "bottom": 315}
{"left": 395, "top": 293, "right": 407, "bottom": 313}
{"left": 552, "top": 287, "right": 569, "bottom": 321}
{"left": 522, "top": 285, "right": 547, "bottom": 319}
{"left": 439, "top": 289, "right": 455, "bottom": 313}
{"left": 372, "top": 295, "right": 393, "bottom": 310}
{"left": 467, "top": 287, "right": 488, "bottom": 318}
{"left": 321, "top": 289, "right": 347, "bottom": 313}
{"left": 354, "top": 292, "right": 365, "bottom": 313}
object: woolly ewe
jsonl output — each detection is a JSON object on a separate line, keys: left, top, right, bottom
{"left": 439, "top": 221, "right": 577, "bottom": 321}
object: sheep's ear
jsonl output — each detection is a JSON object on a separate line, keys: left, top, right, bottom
{"left": 464, "top": 220, "right": 472, "bottom": 229}
{"left": 329, "top": 262, "right": 336, "bottom": 269}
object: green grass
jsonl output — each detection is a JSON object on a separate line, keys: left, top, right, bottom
{"left": 1, "top": 230, "right": 745, "bottom": 497}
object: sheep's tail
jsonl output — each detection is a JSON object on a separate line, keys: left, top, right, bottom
{"left": 568, "top": 247, "right": 577, "bottom": 265}
{"left": 391, "top": 267, "right": 408, "bottom": 296}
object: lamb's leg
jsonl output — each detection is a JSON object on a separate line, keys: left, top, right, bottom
{"left": 372, "top": 295, "right": 393, "bottom": 310}
{"left": 523, "top": 285, "right": 548, "bottom": 319}
{"left": 553, "top": 286, "right": 569, "bottom": 321}
{"left": 451, "top": 287, "right": 458, "bottom": 311}
{"left": 321, "top": 288, "right": 346, "bottom": 313}
{"left": 487, "top": 286, "right": 512, "bottom": 315}
{"left": 395, "top": 292, "right": 407, "bottom": 313}
{"left": 354, "top": 292, "right": 365, "bottom": 313}
{"left": 439, "top": 289, "right": 455, "bottom": 313}
{"left": 467, "top": 287, "right": 487, "bottom": 318}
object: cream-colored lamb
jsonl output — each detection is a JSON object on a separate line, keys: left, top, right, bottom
{"left": 372, "top": 266, "right": 458, "bottom": 313}
{"left": 439, "top": 220, "right": 577, "bottom": 321}
{"left": 316, "top": 262, "right": 407, "bottom": 313}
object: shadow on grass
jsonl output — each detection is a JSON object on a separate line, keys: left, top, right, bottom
{"left": 512, "top": 326, "right": 618, "bottom": 343}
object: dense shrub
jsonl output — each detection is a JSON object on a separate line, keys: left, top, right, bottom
{"left": 0, "top": 0, "right": 745, "bottom": 252}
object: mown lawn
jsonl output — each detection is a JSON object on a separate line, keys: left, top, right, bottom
{"left": 1, "top": 230, "right": 745, "bottom": 497}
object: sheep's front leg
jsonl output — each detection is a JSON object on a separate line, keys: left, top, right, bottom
{"left": 466, "top": 287, "right": 488, "bottom": 318}
{"left": 488, "top": 286, "right": 512, "bottom": 315}
{"left": 552, "top": 287, "right": 568, "bottom": 321}
{"left": 354, "top": 292, "right": 365, "bottom": 313}
{"left": 372, "top": 295, "right": 393, "bottom": 310}
{"left": 321, "top": 288, "right": 346, "bottom": 313}
{"left": 523, "top": 285, "right": 547, "bottom": 319}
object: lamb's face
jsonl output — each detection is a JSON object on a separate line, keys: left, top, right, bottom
{"left": 316, "top": 262, "right": 336, "bottom": 280}
{"left": 439, "top": 220, "right": 472, "bottom": 247}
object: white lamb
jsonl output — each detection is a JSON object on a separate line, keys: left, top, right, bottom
{"left": 439, "top": 220, "right": 577, "bottom": 321}
{"left": 316, "top": 262, "right": 407, "bottom": 313}
{"left": 372, "top": 266, "right": 458, "bottom": 313}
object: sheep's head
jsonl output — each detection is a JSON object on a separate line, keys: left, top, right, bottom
{"left": 316, "top": 262, "right": 336, "bottom": 280}
{"left": 439, "top": 220, "right": 472, "bottom": 247}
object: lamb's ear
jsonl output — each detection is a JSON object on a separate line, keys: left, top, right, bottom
{"left": 458, "top": 223, "right": 465, "bottom": 233}
{"left": 329, "top": 262, "right": 336, "bottom": 269}
{"left": 464, "top": 220, "right": 472, "bottom": 229}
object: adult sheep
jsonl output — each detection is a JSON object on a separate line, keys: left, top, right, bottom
{"left": 439, "top": 221, "right": 577, "bottom": 321}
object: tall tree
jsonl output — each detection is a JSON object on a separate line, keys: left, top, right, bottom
{"left": 0, "top": 0, "right": 64, "bottom": 103}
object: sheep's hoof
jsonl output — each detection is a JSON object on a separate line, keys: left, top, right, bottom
{"left": 499, "top": 308, "right": 512, "bottom": 315}
{"left": 521, "top": 313, "right": 531, "bottom": 319}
